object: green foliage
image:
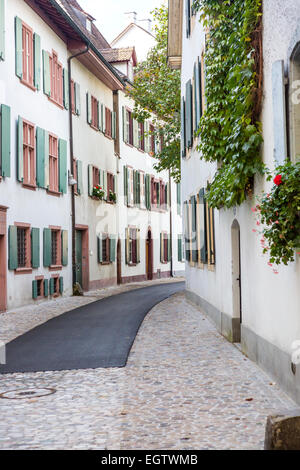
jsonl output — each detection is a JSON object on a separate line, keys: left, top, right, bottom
{"left": 129, "top": 5, "right": 181, "bottom": 181}
{"left": 193, "top": 0, "right": 265, "bottom": 208}
{"left": 254, "top": 162, "right": 300, "bottom": 265}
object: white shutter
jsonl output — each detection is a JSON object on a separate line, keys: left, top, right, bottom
{"left": 272, "top": 60, "right": 287, "bottom": 164}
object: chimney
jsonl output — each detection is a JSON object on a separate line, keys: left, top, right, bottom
{"left": 125, "top": 11, "right": 137, "bottom": 24}
{"left": 138, "top": 19, "right": 152, "bottom": 33}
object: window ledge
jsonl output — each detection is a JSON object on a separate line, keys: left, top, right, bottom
{"left": 48, "top": 96, "right": 64, "bottom": 110}
{"left": 101, "top": 261, "right": 111, "bottom": 266}
{"left": 47, "top": 189, "right": 61, "bottom": 197}
{"left": 22, "top": 182, "right": 37, "bottom": 191}
{"left": 49, "top": 265, "right": 62, "bottom": 271}
{"left": 20, "top": 79, "right": 36, "bottom": 92}
{"left": 15, "top": 267, "right": 32, "bottom": 275}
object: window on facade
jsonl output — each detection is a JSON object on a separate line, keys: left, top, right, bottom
{"left": 50, "top": 51, "right": 63, "bottom": 107}
{"left": 149, "top": 124, "right": 155, "bottom": 155}
{"left": 107, "top": 172, "right": 114, "bottom": 195}
{"left": 73, "top": 158, "right": 78, "bottom": 194}
{"left": 23, "top": 120, "right": 35, "bottom": 186}
{"left": 140, "top": 173, "right": 146, "bottom": 209}
{"left": 160, "top": 181, "right": 165, "bottom": 208}
{"left": 105, "top": 108, "right": 112, "bottom": 138}
{"left": 49, "top": 134, "right": 59, "bottom": 192}
{"left": 138, "top": 122, "right": 145, "bottom": 151}
{"left": 102, "top": 236, "right": 110, "bottom": 263}
{"left": 206, "top": 205, "right": 216, "bottom": 266}
{"left": 92, "top": 166, "right": 100, "bottom": 188}
{"left": 51, "top": 228, "right": 61, "bottom": 266}
{"left": 22, "top": 23, "right": 34, "bottom": 88}
{"left": 163, "top": 233, "right": 168, "bottom": 263}
{"left": 129, "top": 228, "right": 137, "bottom": 264}
{"left": 17, "top": 227, "right": 28, "bottom": 268}
{"left": 126, "top": 110, "right": 133, "bottom": 145}
{"left": 91, "top": 96, "right": 98, "bottom": 129}
{"left": 37, "top": 278, "right": 43, "bottom": 297}
{"left": 71, "top": 79, "right": 76, "bottom": 115}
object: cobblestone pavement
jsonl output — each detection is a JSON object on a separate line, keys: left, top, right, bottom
{"left": 0, "top": 290, "right": 297, "bottom": 450}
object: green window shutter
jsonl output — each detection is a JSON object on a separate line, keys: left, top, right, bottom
{"left": 63, "top": 68, "right": 69, "bottom": 110}
{"left": 32, "top": 280, "right": 38, "bottom": 299}
{"left": 103, "top": 170, "right": 107, "bottom": 200}
{"left": 112, "top": 111, "right": 116, "bottom": 140}
{"left": 33, "top": 33, "right": 41, "bottom": 90}
{"left": 181, "top": 97, "right": 186, "bottom": 158}
{"left": 272, "top": 60, "right": 287, "bottom": 164}
{"left": 43, "top": 228, "right": 51, "bottom": 267}
{"left": 43, "top": 50, "right": 51, "bottom": 96}
{"left": 185, "top": 80, "right": 193, "bottom": 148}
{"left": 168, "top": 235, "right": 171, "bottom": 262}
{"left": 75, "top": 83, "right": 81, "bottom": 115}
{"left": 125, "top": 228, "right": 129, "bottom": 264}
{"left": 59, "top": 277, "right": 64, "bottom": 294}
{"left": 178, "top": 235, "right": 183, "bottom": 262}
{"left": 185, "top": 0, "right": 191, "bottom": 38}
{"left": 15, "top": 16, "right": 22, "bottom": 78}
{"left": 49, "top": 277, "right": 55, "bottom": 295}
{"left": 17, "top": 116, "right": 23, "bottom": 182}
{"left": 109, "top": 235, "right": 116, "bottom": 263}
{"left": 86, "top": 92, "right": 91, "bottom": 124}
{"left": 198, "top": 188, "right": 207, "bottom": 263}
{"left": 77, "top": 160, "right": 83, "bottom": 195}
{"left": 36, "top": 127, "right": 45, "bottom": 188}
{"left": 133, "top": 119, "right": 138, "bottom": 147}
{"left": 191, "top": 195, "right": 198, "bottom": 262}
{"left": 44, "top": 279, "right": 49, "bottom": 297}
{"left": 8, "top": 225, "right": 18, "bottom": 270}
{"left": 160, "top": 233, "right": 164, "bottom": 263}
{"left": 123, "top": 166, "right": 128, "bottom": 205}
{"left": 58, "top": 139, "right": 67, "bottom": 194}
{"left": 177, "top": 183, "right": 181, "bottom": 215}
{"left": 31, "top": 227, "right": 40, "bottom": 269}
{"left": 97, "top": 235, "right": 103, "bottom": 263}
{"left": 122, "top": 106, "right": 126, "bottom": 142}
{"left": 198, "top": 57, "right": 203, "bottom": 119}
{"left": 136, "top": 229, "right": 140, "bottom": 264}
{"left": 0, "top": 104, "right": 11, "bottom": 178}
{"left": 184, "top": 201, "right": 190, "bottom": 262}
{"left": 61, "top": 230, "right": 68, "bottom": 266}
{"left": 88, "top": 164, "right": 93, "bottom": 196}
{"left": 0, "top": 0, "right": 5, "bottom": 60}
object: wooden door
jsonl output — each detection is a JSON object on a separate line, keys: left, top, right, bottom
{"left": 75, "top": 230, "right": 83, "bottom": 288}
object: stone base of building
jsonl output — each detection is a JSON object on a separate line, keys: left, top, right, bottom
{"left": 121, "top": 271, "right": 172, "bottom": 284}
{"left": 172, "top": 270, "right": 185, "bottom": 277}
{"left": 185, "top": 289, "right": 241, "bottom": 343}
{"left": 186, "top": 288, "right": 300, "bottom": 406}
{"left": 89, "top": 278, "right": 117, "bottom": 290}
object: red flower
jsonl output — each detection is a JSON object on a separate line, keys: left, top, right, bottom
{"left": 274, "top": 174, "right": 283, "bottom": 186}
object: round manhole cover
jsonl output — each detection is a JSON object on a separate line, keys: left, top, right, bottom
{"left": 0, "top": 388, "right": 56, "bottom": 400}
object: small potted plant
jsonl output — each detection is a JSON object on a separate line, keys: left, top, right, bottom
{"left": 109, "top": 190, "right": 117, "bottom": 203}
{"left": 92, "top": 185, "right": 105, "bottom": 200}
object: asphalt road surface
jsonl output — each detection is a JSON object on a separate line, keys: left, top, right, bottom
{"left": 0, "top": 282, "right": 184, "bottom": 374}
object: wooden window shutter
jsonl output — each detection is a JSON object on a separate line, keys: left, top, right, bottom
{"left": 86, "top": 92, "right": 92, "bottom": 124}
{"left": 198, "top": 188, "right": 207, "bottom": 263}
{"left": 97, "top": 234, "right": 103, "bottom": 263}
{"left": 59, "top": 277, "right": 64, "bottom": 294}
{"left": 207, "top": 204, "right": 216, "bottom": 265}
{"left": 178, "top": 235, "right": 183, "bottom": 262}
{"left": 36, "top": 127, "right": 45, "bottom": 188}
{"left": 198, "top": 57, "right": 203, "bottom": 119}
{"left": 42, "top": 50, "right": 51, "bottom": 96}
{"left": 191, "top": 195, "right": 198, "bottom": 262}
{"left": 184, "top": 201, "right": 190, "bottom": 262}
{"left": 61, "top": 230, "right": 68, "bottom": 266}
{"left": 44, "top": 279, "right": 49, "bottom": 297}
{"left": 76, "top": 160, "right": 83, "bottom": 194}
{"left": 103, "top": 170, "right": 107, "bottom": 200}
{"left": 0, "top": 104, "right": 11, "bottom": 178}
{"left": 43, "top": 228, "right": 51, "bottom": 267}
{"left": 15, "top": 17, "right": 22, "bottom": 78}
{"left": 63, "top": 68, "right": 69, "bottom": 110}
{"left": 33, "top": 33, "right": 41, "bottom": 90}
{"left": 17, "top": 116, "right": 23, "bottom": 182}
{"left": 49, "top": 278, "right": 55, "bottom": 296}
{"left": 88, "top": 164, "right": 93, "bottom": 196}
{"left": 181, "top": 97, "right": 186, "bottom": 158}
{"left": 8, "top": 225, "right": 18, "bottom": 270}
{"left": 272, "top": 60, "right": 287, "bottom": 164}
{"left": 109, "top": 235, "right": 116, "bottom": 263}
{"left": 31, "top": 227, "right": 40, "bottom": 269}
{"left": 99, "top": 103, "right": 103, "bottom": 132}
{"left": 125, "top": 228, "right": 130, "bottom": 264}
{"left": 133, "top": 119, "right": 139, "bottom": 147}
{"left": 123, "top": 166, "right": 128, "bottom": 205}
{"left": 167, "top": 235, "right": 171, "bottom": 262}
{"left": 177, "top": 183, "right": 181, "bottom": 215}
{"left": 194, "top": 59, "right": 202, "bottom": 130}
{"left": 136, "top": 229, "right": 140, "bottom": 264}
{"left": 97, "top": 101, "right": 100, "bottom": 130}
{"left": 185, "top": 80, "right": 193, "bottom": 149}
{"left": 44, "top": 131, "right": 49, "bottom": 189}
{"left": 0, "top": 0, "right": 5, "bottom": 60}
{"left": 185, "top": 0, "right": 191, "bottom": 38}
{"left": 58, "top": 139, "right": 67, "bottom": 194}
{"left": 75, "top": 83, "right": 81, "bottom": 115}
{"left": 32, "top": 280, "right": 38, "bottom": 299}
{"left": 160, "top": 233, "right": 164, "bottom": 263}
{"left": 112, "top": 111, "right": 116, "bottom": 140}
{"left": 122, "top": 107, "right": 127, "bottom": 142}
{"left": 144, "top": 121, "right": 150, "bottom": 153}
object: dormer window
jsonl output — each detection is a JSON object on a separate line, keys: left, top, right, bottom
{"left": 86, "top": 18, "right": 92, "bottom": 32}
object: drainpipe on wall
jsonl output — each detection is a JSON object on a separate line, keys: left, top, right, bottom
{"left": 169, "top": 170, "right": 174, "bottom": 277}
{"left": 68, "top": 45, "right": 89, "bottom": 291}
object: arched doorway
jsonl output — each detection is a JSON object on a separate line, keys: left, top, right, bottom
{"left": 231, "top": 220, "right": 242, "bottom": 341}
{"left": 146, "top": 228, "right": 153, "bottom": 280}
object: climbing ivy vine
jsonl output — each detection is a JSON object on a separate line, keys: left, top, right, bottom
{"left": 193, "top": 0, "right": 265, "bottom": 208}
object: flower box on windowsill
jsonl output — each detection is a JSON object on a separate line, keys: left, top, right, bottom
{"left": 109, "top": 191, "right": 117, "bottom": 203}
{"left": 92, "top": 186, "right": 105, "bottom": 200}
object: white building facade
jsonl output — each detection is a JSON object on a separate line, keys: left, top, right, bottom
{"left": 168, "top": 0, "right": 300, "bottom": 404}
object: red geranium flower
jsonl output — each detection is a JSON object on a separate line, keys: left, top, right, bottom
{"left": 273, "top": 174, "right": 283, "bottom": 186}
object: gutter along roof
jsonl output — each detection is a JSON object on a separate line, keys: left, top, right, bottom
{"left": 24, "top": 0, "right": 126, "bottom": 90}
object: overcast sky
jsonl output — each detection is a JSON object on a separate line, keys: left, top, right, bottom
{"left": 79, "top": 0, "right": 165, "bottom": 43}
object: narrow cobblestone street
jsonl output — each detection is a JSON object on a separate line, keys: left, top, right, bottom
{"left": 0, "top": 288, "right": 297, "bottom": 450}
